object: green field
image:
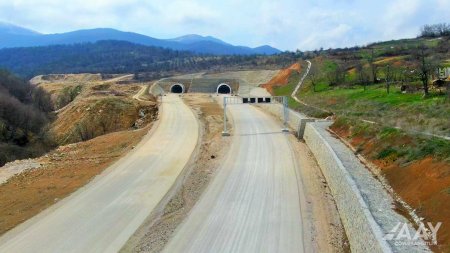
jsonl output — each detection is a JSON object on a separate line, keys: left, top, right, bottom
{"left": 299, "top": 82, "right": 449, "bottom": 137}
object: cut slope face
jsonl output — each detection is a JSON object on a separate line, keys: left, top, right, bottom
{"left": 0, "top": 73, "right": 159, "bottom": 238}
{"left": 202, "top": 70, "right": 278, "bottom": 95}
{"left": 262, "top": 63, "right": 301, "bottom": 94}
{"left": 0, "top": 95, "right": 199, "bottom": 253}
{"left": 330, "top": 120, "right": 450, "bottom": 251}
{"left": 0, "top": 128, "right": 149, "bottom": 236}
{"left": 32, "top": 74, "right": 157, "bottom": 145}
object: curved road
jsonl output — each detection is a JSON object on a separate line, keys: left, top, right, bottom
{"left": 0, "top": 94, "right": 198, "bottom": 253}
{"left": 163, "top": 100, "right": 307, "bottom": 253}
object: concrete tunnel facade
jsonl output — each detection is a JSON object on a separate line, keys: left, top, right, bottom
{"left": 170, "top": 83, "right": 185, "bottom": 93}
{"left": 216, "top": 83, "right": 232, "bottom": 94}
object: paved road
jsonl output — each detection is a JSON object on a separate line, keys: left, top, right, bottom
{"left": 163, "top": 100, "right": 307, "bottom": 253}
{"left": 0, "top": 94, "right": 198, "bottom": 253}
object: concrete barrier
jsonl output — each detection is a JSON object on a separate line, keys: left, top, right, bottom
{"left": 304, "top": 123, "right": 393, "bottom": 253}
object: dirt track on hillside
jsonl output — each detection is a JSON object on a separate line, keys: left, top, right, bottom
{"left": 262, "top": 63, "right": 301, "bottom": 94}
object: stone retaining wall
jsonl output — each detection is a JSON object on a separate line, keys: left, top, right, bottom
{"left": 304, "top": 123, "right": 392, "bottom": 253}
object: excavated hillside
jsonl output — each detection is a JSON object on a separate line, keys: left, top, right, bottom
{"left": 261, "top": 63, "right": 301, "bottom": 94}
{"left": 0, "top": 74, "right": 158, "bottom": 236}
{"left": 32, "top": 74, "right": 158, "bottom": 145}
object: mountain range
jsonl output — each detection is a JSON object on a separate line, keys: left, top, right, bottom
{"left": 0, "top": 22, "right": 281, "bottom": 55}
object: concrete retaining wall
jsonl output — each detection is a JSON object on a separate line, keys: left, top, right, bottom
{"left": 304, "top": 123, "right": 392, "bottom": 253}
{"left": 150, "top": 83, "right": 164, "bottom": 96}
{"left": 256, "top": 103, "right": 314, "bottom": 138}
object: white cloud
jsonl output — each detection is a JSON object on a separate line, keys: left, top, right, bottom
{"left": 298, "top": 23, "right": 353, "bottom": 50}
{"left": 0, "top": 0, "right": 448, "bottom": 50}
{"left": 381, "top": 0, "right": 421, "bottom": 38}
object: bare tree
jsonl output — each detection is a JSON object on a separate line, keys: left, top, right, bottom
{"left": 413, "top": 44, "right": 437, "bottom": 97}
{"left": 327, "top": 62, "right": 346, "bottom": 86}
{"left": 384, "top": 64, "right": 395, "bottom": 94}
{"left": 420, "top": 23, "right": 450, "bottom": 37}
{"left": 367, "top": 48, "right": 378, "bottom": 84}
{"left": 308, "top": 63, "right": 320, "bottom": 92}
{"left": 447, "top": 81, "right": 450, "bottom": 101}
{"left": 355, "top": 62, "right": 369, "bottom": 91}
{"left": 32, "top": 86, "right": 54, "bottom": 112}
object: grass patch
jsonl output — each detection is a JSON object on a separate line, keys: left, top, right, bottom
{"left": 273, "top": 70, "right": 301, "bottom": 108}
{"left": 407, "top": 137, "right": 450, "bottom": 162}
{"left": 300, "top": 83, "right": 449, "bottom": 136}
{"left": 377, "top": 147, "right": 400, "bottom": 159}
{"left": 443, "top": 188, "right": 450, "bottom": 195}
{"left": 332, "top": 116, "right": 450, "bottom": 164}
{"left": 296, "top": 103, "right": 333, "bottom": 118}
{"left": 379, "top": 127, "right": 403, "bottom": 140}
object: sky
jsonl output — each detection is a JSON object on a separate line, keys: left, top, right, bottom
{"left": 0, "top": 0, "right": 449, "bottom": 51}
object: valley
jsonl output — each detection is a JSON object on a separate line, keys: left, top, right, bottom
{"left": 0, "top": 16, "right": 449, "bottom": 253}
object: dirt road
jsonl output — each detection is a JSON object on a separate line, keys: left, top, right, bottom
{"left": 291, "top": 60, "right": 311, "bottom": 105}
{"left": 162, "top": 99, "right": 308, "bottom": 253}
{"left": 0, "top": 94, "right": 198, "bottom": 253}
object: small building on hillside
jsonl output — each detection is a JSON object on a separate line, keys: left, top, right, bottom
{"left": 437, "top": 67, "right": 450, "bottom": 79}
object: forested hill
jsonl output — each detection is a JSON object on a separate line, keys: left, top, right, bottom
{"left": 0, "top": 40, "right": 293, "bottom": 78}
{"left": 0, "top": 23, "right": 281, "bottom": 55}
{"left": 0, "top": 70, "right": 54, "bottom": 166}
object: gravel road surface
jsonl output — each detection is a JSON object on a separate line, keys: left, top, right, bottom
{"left": 162, "top": 99, "right": 307, "bottom": 253}
{"left": 0, "top": 94, "right": 198, "bottom": 253}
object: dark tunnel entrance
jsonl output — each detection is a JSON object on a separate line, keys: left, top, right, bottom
{"left": 217, "top": 84, "right": 231, "bottom": 94}
{"left": 170, "top": 84, "right": 184, "bottom": 93}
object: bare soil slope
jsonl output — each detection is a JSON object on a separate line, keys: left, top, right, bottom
{"left": 33, "top": 74, "right": 158, "bottom": 145}
{"left": 262, "top": 63, "right": 301, "bottom": 94}
{"left": 0, "top": 74, "right": 158, "bottom": 236}
{"left": 330, "top": 122, "right": 450, "bottom": 252}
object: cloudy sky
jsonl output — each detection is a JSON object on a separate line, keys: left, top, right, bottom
{"left": 0, "top": 0, "right": 449, "bottom": 51}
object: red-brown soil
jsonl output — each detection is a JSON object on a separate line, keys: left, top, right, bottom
{"left": 261, "top": 63, "right": 301, "bottom": 94}
{"left": 0, "top": 126, "right": 151, "bottom": 235}
{"left": 331, "top": 123, "right": 450, "bottom": 252}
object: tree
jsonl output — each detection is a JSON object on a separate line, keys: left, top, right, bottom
{"left": 308, "top": 63, "right": 320, "bottom": 92}
{"left": 32, "top": 86, "right": 54, "bottom": 112}
{"left": 383, "top": 64, "right": 395, "bottom": 94}
{"left": 413, "top": 44, "right": 437, "bottom": 97}
{"left": 355, "top": 62, "right": 369, "bottom": 91}
{"left": 420, "top": 23, "right": 450, "bottom": 37}
{"left": 326, "top": 61, "right": 347, "bottom": 86}
{"left": 367, "top": 48, "right": 378, "bottom": 83}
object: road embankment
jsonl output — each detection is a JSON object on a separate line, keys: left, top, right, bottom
{"left": 304, "top": 121, "right": 430, "bottom": 253}
{"left": 0, "top": 94, "right": 199, "bottom": 253}
{"left": 257, "top": 101, "right": 429, "bottom": 252}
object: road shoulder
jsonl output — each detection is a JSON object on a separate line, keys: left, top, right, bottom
{"left": 121, "top": 94, "right": 232, "bottom": 253}
{"left": 287, "top": 134, "right": 350, "bottom": 252}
